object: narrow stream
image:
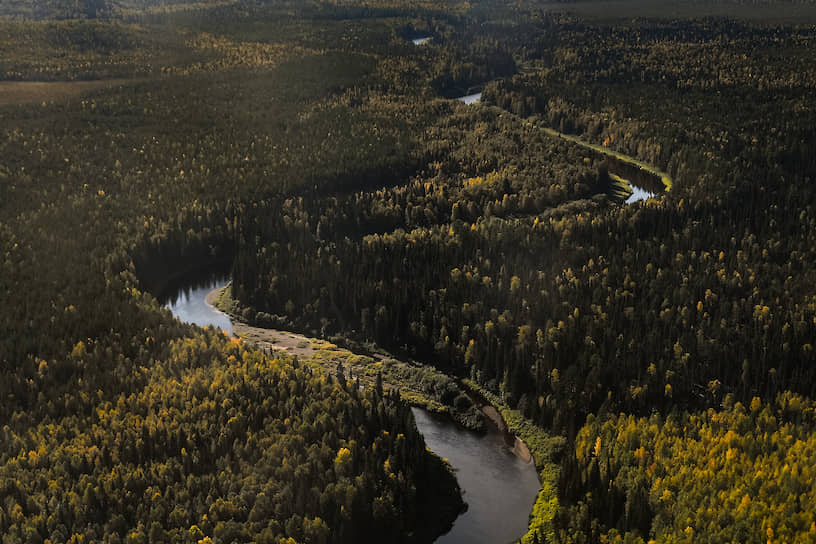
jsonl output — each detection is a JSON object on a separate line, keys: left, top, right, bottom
{"left": 162, "top": 274, "right": 541, "bottom": 544}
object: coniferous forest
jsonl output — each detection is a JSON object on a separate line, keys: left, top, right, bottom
{"left": 2, "top": 0, "right": 816, "bottom": 542}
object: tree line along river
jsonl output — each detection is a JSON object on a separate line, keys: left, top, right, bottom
{"left": 161, "top": 274, "right": 541, "bottom": 544}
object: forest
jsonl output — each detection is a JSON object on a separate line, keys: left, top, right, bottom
{"left": 2, "top": 0, "right": 816, "bottom": 542}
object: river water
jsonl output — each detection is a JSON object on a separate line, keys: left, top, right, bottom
{"left": 457, "top": 92, "right": 482, "bottom": 104}
{"left": 161, "top": 276, "right": 233, "bottom": 335}
{"left": 412, "top": 409, "right": 541, "bottom": 544}
{"left": 626, "top": 184, "right": 654, "bottom": 204}
{"left": 162, "top": 275, "right": 541, "bottom": 544}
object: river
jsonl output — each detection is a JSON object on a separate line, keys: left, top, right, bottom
{"left": 453, "top": 95, "right": 667, "bottom": 203}
{"left": 456, "top": 92, "right": 482, "bottom": 104}
{"left": 162, "top": 274, "right": 541, "bottom": 544}
{"left": 160, "top": 275, "right": 233, "bottom": 335}
{"left": 412, "top": 409, "right": 541, "bottom": 544}
{"left": 626, "top": 184, "right": 654, "bottom": 204}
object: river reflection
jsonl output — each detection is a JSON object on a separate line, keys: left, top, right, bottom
{"left": 412, "top": 408, "right": 540, "bottom": 544}
{"left": 161, "top": 275, "right": 232, "bottom": 336}
{"left": 457, "top": 92, "right": 482, "bottom": 104}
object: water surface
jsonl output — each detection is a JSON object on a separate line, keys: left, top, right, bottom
{"left": 412, "top": 408, "right": 540, "bottom": 544}
{"left": 457, "top": 92, "right": 482, "bottom": 104}
{"left": 626, "top": 184, "right": 655, "bottom": 204}
{"left": 162, "top": 276, "right": 232, "bottom": 335}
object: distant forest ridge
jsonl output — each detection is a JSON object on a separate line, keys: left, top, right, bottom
{"left": 5, "top": 0, "right": 816, "bottom": 21}
{"left": 0, "top": 0, "right": 234, "bottom": 20}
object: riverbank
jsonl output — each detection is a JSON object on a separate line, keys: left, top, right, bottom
{"left": 540, "top": 126, "right": 673, "bottom": 192}
{"left": 463, "top": 380, "right": 564, "bottom": 544}
{"left": 480, "top": 404, "right": 533, "bottom": 463}
{"left": 207, "top": 287, "right": 327, "bottom": 357}
{"left": 210, "top": 285, "right": 487, "bottom": 431}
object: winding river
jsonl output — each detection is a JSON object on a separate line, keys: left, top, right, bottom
{"left": 408, "top": 35, "right": 666, "bottom": 203}
{"left": 161, "top": 274, "right": 541, "bottom": 544}
{"left": 451, "top": 85, "right": 671, "bottom": 202}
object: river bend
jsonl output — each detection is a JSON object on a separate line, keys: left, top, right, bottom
{"left": 161, "top": 275, "right": 541, "bottom": 544}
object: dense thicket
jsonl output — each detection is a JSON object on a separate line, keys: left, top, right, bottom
{"left": 225, "top": 8, "right": 816, "bottom": 543}
{"left": 5, "top": 1, "right": 816, "bottom": 542}
{"left": 234, "top": 14, "right": 816, "bottom": 424}
{"left": 562, "top": 393, "right": 816, "bottom": 543}
{"left": 0, "top": 332, "right": 461, "bottom": 543}
{"left": 0, "top": 8, "right": 476, "bottom": 542}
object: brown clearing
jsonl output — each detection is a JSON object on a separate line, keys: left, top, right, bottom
{"left": 205, "top": 287, "right": 330, "bottom": 358}
{"left": 231, "top": 323, "right": 328, "bottom": 358}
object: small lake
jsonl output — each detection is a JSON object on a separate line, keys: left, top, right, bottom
{"left": 162, "top": 274, "right": 541, "bottom": 544}
{"left": 412, "top": 37, "right": 431, "bottom": 45}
